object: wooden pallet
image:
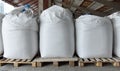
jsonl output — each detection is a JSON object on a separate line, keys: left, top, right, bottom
{"left": 78, "top": 58, "right": 120, "bottom": 67}
{"left": 33, "top": 57, "right": 78, "bottom": 67}
{"left": 0, "top": 58, "right": 36, "bottom": 67}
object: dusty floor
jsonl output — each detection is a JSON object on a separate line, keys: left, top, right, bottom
{"left": 0, "top": 63, "right": 120, "bottom": 71}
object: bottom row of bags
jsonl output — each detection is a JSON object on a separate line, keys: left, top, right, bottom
{"left": 1, "top": 5, "right": 120, "bottom": 59}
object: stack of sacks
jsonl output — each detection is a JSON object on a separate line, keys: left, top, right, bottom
{"left": 40, "top": 5, "right": 74, "bottom": 57}
{"left": 108, "top": 11, "right": 120, "bottom": 57}
{"left": 76, "top": 15, "right": 113, "bottom": 58}
{"left": 0, "top": 13, "right": 4, "bottom": 55}
{"left": 2, "top": 6, "right": 38, "bottom": 59}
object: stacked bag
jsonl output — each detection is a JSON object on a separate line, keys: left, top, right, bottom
{"left": 2, "top": 5, "right": 38, "bottom": 59}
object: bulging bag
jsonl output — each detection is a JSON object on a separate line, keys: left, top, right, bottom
{"left": 108, "top": 11, "right": 120, "bottom": 57}
{"left": 0, "top": 13, "right": 4, "bottom": 55}
{"left": 2, "top": 7, "right": 38, "bottom": 59}
{"left": 76, "top": 15, "right": 113, "bottom": 58}
{"left": 40, "top": 5, "right": 74, "bottom": 57}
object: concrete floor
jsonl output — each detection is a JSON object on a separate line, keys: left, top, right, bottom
{"left": 0, "top": 64, "right": 120, "bottom": 71}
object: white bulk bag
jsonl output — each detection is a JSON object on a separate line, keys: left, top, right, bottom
{"left": 76, "top": 15, "right": 113, "bottom": 58}
{"left": 40, "top": 5, "right": 74, "bottom": 57}
{"left": 2, "top": 7, "right": 38, "bottom": 59}
{"left": 108, "top": 11, "right": 120, "bottom": 57}
{"left": 0, "top": 13, "right": 4, "bottom": 55}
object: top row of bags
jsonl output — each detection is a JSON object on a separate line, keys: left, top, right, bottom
{"left": 0, "top": 5, "right": 120, "bottom": 59}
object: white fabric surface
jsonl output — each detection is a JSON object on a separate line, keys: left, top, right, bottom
{"left": 2, "top": 7, "right": 38, "bottom": 59}
{"left": 0, "top": 13, "right": 4, "bottom": 55}
{"left": 76, "top": 15, "right": 113, "bottom": 58}
{"left": 40, "top": 5, "right": 74, "bottom": 57}
{"left": 108, "top": 11, "right": 120, "bottom": 57}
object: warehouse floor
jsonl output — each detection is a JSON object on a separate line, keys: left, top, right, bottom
{"left": 0, "top": 64, "right": 120, "bottom": 71}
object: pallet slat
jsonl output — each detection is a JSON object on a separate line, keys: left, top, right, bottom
{"left": 33, "top": 57, "right": 78, "bottom": 67}
{"left": 89, "top": 58, "right": 96, "bottom": 62}
{"left": 15, "top": 59, "right": 21, "bottom": 62}
{"left": 112, "top": 58, "right": 120, "bottom": 62}
{"left": 84, "top": 58, "right": 90, "bottom": 62}
{"left": 95, "top": 58, "right": 101, "bottom": 62}
{"left": 78, "top": 58, "right": 120, "bottom": 67}
{"left": 8, "top": 59, "right": 15, "bottom": 62}
{"left": 101, "top": 58, "right": 108, "bottom": 62}
{"left": 26, "top": 59, "right": 31, "bottom": 62}
{"left": 4, "top": 59, "right": 10, "bottom": 62}
{"left": 106, "top": 58, "right": 115, "bottom": 62}
{"left": 0, "top": 58, "right": 35, "bottom": 67}
{"left": 21, "top": 59, "right": 27, "bottom": 62}
{"left": 0, "top": 57, "right": 120, "bottom": 67}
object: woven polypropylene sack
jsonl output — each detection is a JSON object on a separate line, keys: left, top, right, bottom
{"left": 40, "top": 5, "right": 74, "bottom": 57}
{"left": 108, "top": 11, "right": 120, "bottom": 57}
{"left": 2, "top": 7, "right": 38, "bottom": 59}
{"left": 0, "top": 13, "right": 4, "bottom": 55}
{"left": 76, "top": 15, "right": 113, "bottom": 58}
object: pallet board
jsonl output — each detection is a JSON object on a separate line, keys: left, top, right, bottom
{"left": 78, "top": 58, "right": 120, "bottom": 67}
{"left": 0, "top": 58, "right": 36, "bottom": 67}
{"left": 0, "top": 57, "right": 120, "bottom": 67}
{"left": 33, "top": 57, "right": 78, "bottom": 67}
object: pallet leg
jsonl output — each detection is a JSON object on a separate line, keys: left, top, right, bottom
{"left": 96, "top": 62, "right": 102, "bottom": 67}
{"left": 37, "top": 62, "right": 42, "bottom": 67}
{"left": 53, "top": 61, "right": 59, "bottom": 67}
{"left": 14, "top": 63, "right": 19, "bottom": 67}
{"left": 0, "top": 63, "right": 2, "bottom": 66}
{"left": 79, "top": 62, "right": 84, "bottom": 67}
{"left": 113, "top": 62, "right": 120, "bottom": 67}
{"left": 32, "top": 62, "right": 37, "bottom": 67}
{"left": 69, "top": 61, "right": 75, "bottom": 67}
